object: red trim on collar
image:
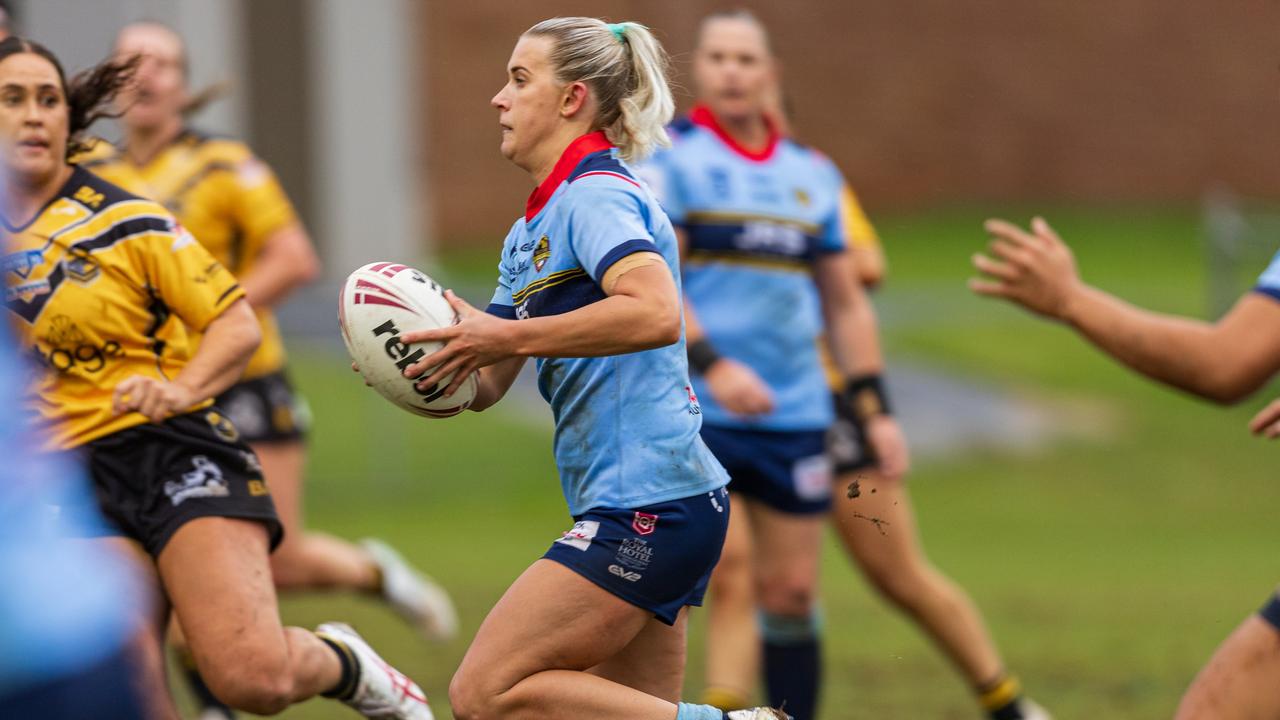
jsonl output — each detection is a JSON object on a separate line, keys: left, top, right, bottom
{"left": 689, "top": 104, "right": 780, "bottom": 162}
{"left": 525, "top": 131, "right": 615, "bottom": 221}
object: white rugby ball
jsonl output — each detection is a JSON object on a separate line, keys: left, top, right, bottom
{"left": 338, "top": 262, "right": 477, "bottom": 418}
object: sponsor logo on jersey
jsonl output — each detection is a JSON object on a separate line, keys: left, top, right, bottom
{"left": 685, "top": 385, "right": 702, "bottom": 415}
{"left": 608, "top": 564, "right": 643, "bottom": 582}
{"left": 555, "top": 520, "right": 600, "bottom": 551}
{"left": 165, "top": 455, "right": 230, "bottom": 506}
{"left": 632, "top": 511, "right": 659, "bottom": 536}
{"left": 72, "top": 185, "right": 105, "bottom": 209}
{"left": 6, "top": 279, "right": 50, "bottom": 304}
{"left": 2, "top": 249, "right": 43, "bottom": 278}
{"left": 532, "top": 235, "right": 551, "bottom": 272}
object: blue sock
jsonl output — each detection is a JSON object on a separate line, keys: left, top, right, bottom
{"left": 761, "top": 611, "right": 821, "bottom": 720}
{"left": 676, "top": 702, "right": 728, "bottom": 720}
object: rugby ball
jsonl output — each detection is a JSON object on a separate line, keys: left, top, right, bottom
{"left": 338, "top": 262, "right": 477, "bottom": 418}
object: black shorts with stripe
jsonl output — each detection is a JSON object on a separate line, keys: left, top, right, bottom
{"left": 80, "top": 409, "right": 283, "bottom": 556}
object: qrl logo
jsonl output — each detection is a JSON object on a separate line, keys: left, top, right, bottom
{"left": 632, "top": 512, "right": 659, "bottom": 536}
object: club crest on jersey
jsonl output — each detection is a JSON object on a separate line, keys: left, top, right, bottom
{"left": 205, "top": 411, "right": 240, "bottom": 443}
{"left": 794, "top": 187, "right": 811, "bottom": 207}
{"left": 63, "top": 249, "right": 100, "bottom": 284}
{"left": 532, "top": 235, "right": 551, "bottom": 272}
{"left": 632, "top": 512, "right": 659, "bottom": 536}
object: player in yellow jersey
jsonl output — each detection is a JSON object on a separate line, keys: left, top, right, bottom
{"left": 81, "top": 22, "right": 455, "bottom": 717}
{"left": 0, "top": 37, "right": 432, "bottom": 718}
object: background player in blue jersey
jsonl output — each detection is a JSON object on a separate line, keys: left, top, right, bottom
{"left": 641, "top": 12, "right": 1047, "bottom": 720}
{"left": 973, "top": 217, "right": 1280, "bottom": 720}
{"left": 396, "top": 17, "right": 786, "bottom": 720}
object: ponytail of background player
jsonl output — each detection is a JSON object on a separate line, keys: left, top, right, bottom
{"left": 0, "top": 37, "right": 430, "bottom": 718}
{"left": 393, "top": 17, "right": 786, "bottom": 720}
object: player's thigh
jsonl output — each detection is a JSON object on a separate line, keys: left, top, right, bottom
{"left": 454, "top": 559, "right": 655, "bottom": 697}
{"left": 831, "top": 470, "right": 925, "bottom": 573}
{"left": 251, "top": 440, "right": 307, "bottom": 535}
{"left": 708, "top": 492, "right": 755, "bottom": 594}
{"left": 746, "top": 501, "right": 825, "bottom": 611}
{"left": 1176, "top": 613, "right": 1280, "bottom": 720}
{"left": 156, "top": 517, "right": 286, "bottom": 672}
{"left": 588, "top": 609, "right": 688, "bottom": 702}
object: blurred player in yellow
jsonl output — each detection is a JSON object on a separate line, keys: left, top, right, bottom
{"left": 663, "top": 12, "right": 1049, "bottom": 719}
{"left": 81, "top": 21, "right": 455, "bottom": 719}
{"left": 973, "top": 216, "right": 1280, "bottom": 720}
{"left": 0, "top": 36, "right": 431, "bottom": 719}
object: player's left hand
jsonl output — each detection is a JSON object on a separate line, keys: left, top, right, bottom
{"left": 969, "top": 217, "right": 1083, "bottom": 320}
{"left": 112, "top": 375, "right": 199, "bottom": 421}
{"left": 400, "top": 290, "right": 513, "bottom": 398}
{"left": 867, "top": 414, "right": 910, "bottom": 481}
{"left": 1248, "top": 397, "right": 1280, "bottom": 439}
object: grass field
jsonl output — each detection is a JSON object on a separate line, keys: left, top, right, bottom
{"left": 240, "top": 206, "right": 1279, "bottom": 719}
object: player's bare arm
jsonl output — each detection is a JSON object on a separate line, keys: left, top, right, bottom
{"left": 814, "top": 251, "right": 909, "bottom": 481}
{"left": 972, "top": 216, "right": 1280, "bottom": 403}
{"left": 113, "top": 298, "right": 261, "bottom": 421}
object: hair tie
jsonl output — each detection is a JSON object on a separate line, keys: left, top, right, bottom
{"left": 607, "top": 23, "right": 627, "bottom": 44}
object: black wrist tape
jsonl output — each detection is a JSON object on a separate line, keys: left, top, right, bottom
{"left": 687, "top": 338, "right": 721, "bottom": 375}
{"left": 843, "top": 374, "right": 891, "bottom": 423}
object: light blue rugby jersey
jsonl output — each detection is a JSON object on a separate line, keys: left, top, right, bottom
{"left": 639, "top": 106, "right": 849, "bottom": 432}
{"left": 484, "top": 131, "right": 728, "bottom": 516}
{"left": 1256, "top": 250, "right": 1280, "bottom": 300}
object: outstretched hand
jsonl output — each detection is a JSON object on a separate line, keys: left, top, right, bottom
{"left": 970, "top": 217, "right": 1083, "bottom": 321}
{"left": 399, "top": 290, "right": 516, "bottom": 398}
{"left": 1249, "top": 397, "right": 1280, "bottom": 439}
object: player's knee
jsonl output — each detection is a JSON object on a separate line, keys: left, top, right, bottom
{"left": 204, "top": 661, "right": 294, "bottom": 715}
{"left": 449, "top": 668, "right": 502, "bottom": 720}
{"left": 757, "top": 571, "right": 817, "bottom": 615}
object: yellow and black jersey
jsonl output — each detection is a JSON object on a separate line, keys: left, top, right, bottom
{"left": 3, "top": 166, "right": 245, "bottom": 450}
{"left": 79, "top": 130, "right": 298, "bottom": 379}
{"left": 840, "top": 183, "right": 880, "bottom": 251}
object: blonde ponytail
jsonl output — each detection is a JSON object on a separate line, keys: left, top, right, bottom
{"left": 525, "top": 17, "right": 674, "bottom": 162}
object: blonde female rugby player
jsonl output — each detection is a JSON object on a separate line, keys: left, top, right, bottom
{"left": 0, "top": 36, "right": 429, "bottom": 719}
{"left": 395, "top": 16, "right": 786, "bottom": 720}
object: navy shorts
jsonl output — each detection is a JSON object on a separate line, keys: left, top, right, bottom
{"left": 543, "top": 488, "right": 730, "bottom": 625}
{"left": 700, "top": 425, "right": 833, "bottom": 515}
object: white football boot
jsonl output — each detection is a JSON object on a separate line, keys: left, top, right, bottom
{"left": 726, "top": 709, "right": 793, "bottom": 720}
{"left": 1019, "top": 698, "right": 1053, "bottom": 720}
{"left": 361, "top": 538, "right": 458, "bottom": 641}
{"left": 315, "top": 622, "right": 434, "bottom": 720}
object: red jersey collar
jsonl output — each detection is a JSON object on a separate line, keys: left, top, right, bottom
{"left": 525, "top": 130, "right": 615, "bottom": 221}
{"left": 689, "top": 104, "right": 780, "bottom": 162}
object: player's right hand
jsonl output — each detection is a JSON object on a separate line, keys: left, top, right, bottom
{"left": 704, "top": 357, "right": 774, "bottom": 417}
{"left": 1249, "top": 397, "right": 1280, "bottom": 439}
{"left": 969, "top": 217, "right": 1084, "bottom": 321}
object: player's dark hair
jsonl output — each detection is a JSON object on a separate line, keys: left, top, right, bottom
{"left": 0, "top": 36, "right": 138, "bottom": 159}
